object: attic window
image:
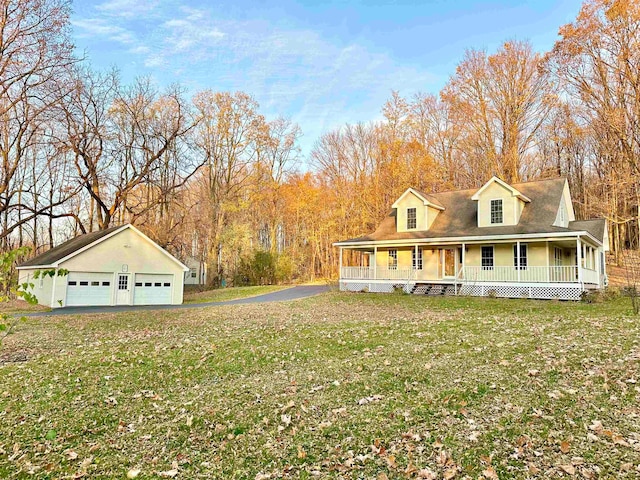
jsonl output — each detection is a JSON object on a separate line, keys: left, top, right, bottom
{"left": 490, "top": 199, "right": 503, "bottom": 224}
{"left": 407, "top": 208, "right": 417, "bottom": 229}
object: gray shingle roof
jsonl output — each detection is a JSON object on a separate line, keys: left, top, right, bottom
{"left": 338, "top": 178, "right": 606, "bottom": 244}
{"left": 19, "top": 225, "right": 125, "bottom": 267}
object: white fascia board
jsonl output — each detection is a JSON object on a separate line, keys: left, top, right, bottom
{"left": 15, "top": 264, "right": 55, "bottom": 270}
{"left": 334, "top": 231, "right": 602, "bottom": 248}
{"left": 471, "top": 176, "right": 531, "bottom": 203}
{"left": 391, "top": 188, "right": 445, "bottom": 211}
{"left": 127, "top": 224, "right": 190, "bottom": 272}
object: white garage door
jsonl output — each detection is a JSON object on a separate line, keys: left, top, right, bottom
{"left": 133, "top": 274, "right": 173, "bottom": 305}
{"left": 66, "top": 272, "right": 113, "bottom": 306}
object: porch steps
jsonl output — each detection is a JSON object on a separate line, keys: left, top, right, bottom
{"left": 411, "top": 283, "right": 458, "bottom": 296}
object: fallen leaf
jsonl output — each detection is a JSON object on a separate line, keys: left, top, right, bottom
{"left": 297, "top": 445, "right": 306, "bottom": 459}
{"left": 483, "top": 466, "right": 499, "bottom": 480}
{"left": 158, "top": 469, "right": 178, "bottom": 478}
{"left": 559, "top": 464, "right": 575, "bottom": 475}
{"left": 443, "top": 467, "right": 458, "bottom": 479}
{"left": 127, "top": 468, "right": 141, "bottom": 479}
{"left": 560, "top": 440, "right": 571, "bottom": 453}
{"left": 417, "top": 468, "right": 436, "bottom": 479}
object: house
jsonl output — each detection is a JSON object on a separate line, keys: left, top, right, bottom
{"left": 183, "top": 255, "right": 208, "bottom": 285}
{"left": 334, "top": 177, "right": 608, "bottom": 300}
{"left": 17, "top": 224, "right": 189, "bottom": 308}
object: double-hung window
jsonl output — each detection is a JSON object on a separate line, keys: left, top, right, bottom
{"left": 490, "top": 199, "right": 503, "bottom": 224}
{"left": 388, "top": 249, "right": 398, "bottom": 270}
{"left": 513, "top": 244, "right": 527, "bottom": 270}
{"left": 412, "top": 248, "right": 422, "bottom": 270}
{"left": 481, "top": 246, "right": 494, "bottom": 270}
{"left": 407, "top": 208, "right": 417, "bottom": 230}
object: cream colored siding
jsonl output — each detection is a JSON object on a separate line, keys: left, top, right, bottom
{"left": 421, "top": 248, "right": 440, "bottom": 280}
{"left": 18, "top": 269, "right": 55, "bottom": 307}
{"left": 464, "top": 242, "right": 548, "bottom": 268}
{"left": 59, "top": 228, "right": 184, "bottom": 305}
{"left": 553, "top": 181, "right": 576, "bottom": 227}
{"left": 476, "top": 182, "right": 523, "bottom": 227}
{"left": 396, "top": 193, "right": 428, "bottom": 232}
{"left": 426, "top": 206, "right": 439, "bottom": 229}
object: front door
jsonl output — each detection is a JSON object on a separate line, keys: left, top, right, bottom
{"left": 116, "top": 273, "right": 131, "bottom": 305}
{"left": 443, "top": 248, "right": 456, "bottom": 278}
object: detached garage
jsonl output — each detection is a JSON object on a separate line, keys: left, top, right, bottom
{"left": 17, "top": 224, "right": 189, "bottom": 308}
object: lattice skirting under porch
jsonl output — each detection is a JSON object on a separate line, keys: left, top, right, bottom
{"left": 340, "top": 281, "right": 585, "bottom": 300}
{"left": 339, "top": 281, "right": 415, "bottom": 294}
{"left": 459, "top": 284, "right": 583, "bottom": 301}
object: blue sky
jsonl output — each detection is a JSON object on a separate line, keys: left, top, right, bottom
{"left": 71, "top": 0, "right": 583, "bottom": 162}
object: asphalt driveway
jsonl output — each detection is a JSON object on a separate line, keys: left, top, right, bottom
{"left": 22, "top": 285, "right": 330, "bottom": 317}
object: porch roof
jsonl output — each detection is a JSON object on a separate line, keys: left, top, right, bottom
{"left": 335, "top": 178, "right": 606, "bottom": 247}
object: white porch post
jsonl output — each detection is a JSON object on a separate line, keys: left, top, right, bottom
{"left": 339, "top": 247, "right": 343, "bottom": 280}
{"left": 546, "top": 241, "right": 550, "bottom": 282}
{"left": 516, "top": 240, "right": 521, "bottom": 282}
{"left": 461, "top": 243, "right": 466, "bottom": 280}
{"left": 373, "top": 246, "right": 377, "bottom": 280}
{"left": 50, "top": 268, "right": 57, "bottom": 308}
{"left": 414, "top": 244, "right": 418, "bottom": 279}
{"left": 577, "top": 236, "right": 583, "bottom": 284}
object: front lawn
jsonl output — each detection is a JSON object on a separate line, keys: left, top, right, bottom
{"left": 183, "top": 285, "right": 288, "bottom": 304}
{"left": 0, "top": 299, "right": 50, "bottom": 315}
{"left": 1, "top": 293, "right": 639, "bottom": 478}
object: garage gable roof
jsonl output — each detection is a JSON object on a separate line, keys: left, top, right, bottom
{"left": 17, "top": 224, "right": 189, "bottom": 271}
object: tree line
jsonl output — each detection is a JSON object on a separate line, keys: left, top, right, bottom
{"left": 1, "top": 0, "right": 639, "bottom": 287}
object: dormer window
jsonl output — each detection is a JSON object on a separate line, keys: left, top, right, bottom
{"left": 490, "top": 199, "right": 503, "bottom": 224}
{"left": 407, "top": 208, "right": 417, "bottom": 229}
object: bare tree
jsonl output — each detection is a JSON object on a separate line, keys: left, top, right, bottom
{"left": 0, "top": 0, "right": 76, "bottom": 243}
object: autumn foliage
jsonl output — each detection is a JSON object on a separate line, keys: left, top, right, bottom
{"left": 2, "top": 0, "right": 640, "bottom": 283}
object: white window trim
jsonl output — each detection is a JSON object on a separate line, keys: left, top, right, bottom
{"left": 481, "top": 245, "right": 495, "bottom": 270}
{"left": 513, "top": 243, "right": 528, "bottom": 270}
{"left": 407, "top": 207, "right": 417, "bottom": 230}
{"left": 412, "top": 248, "right": 423, "bottom": 270}
{"left": 489, "top": 198, "right": 504, "bottom": 225}
{"left": 388, "top": 249, "right": 398, "bottom": 270}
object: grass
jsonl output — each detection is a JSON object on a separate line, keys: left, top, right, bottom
{"left": 183, "top": 285, "right": 288, "bottom": 304}
{"left": 0, "top": 299, "right": 50, "bottom": 315}
{"left": 1, "top": 292, "right": 639, "bottom": 478}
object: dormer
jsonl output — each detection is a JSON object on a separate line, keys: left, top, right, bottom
{"left": 471, "top": 176, "right": 531, "bottom": 227}
{"left": 553, "top": 179, "right": 575, "bottom": 228}
{"left": 392, "top": 188, "right": 445, "bottom": 233}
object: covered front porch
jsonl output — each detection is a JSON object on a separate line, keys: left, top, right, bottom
{"left": 338, "top": 236, "right": 604, "bottom": 300}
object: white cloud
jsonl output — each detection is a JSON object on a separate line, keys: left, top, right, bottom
{"left": 95, "top": 0, "right": 160, "bottom": 19}
{"left": 72, "top": 2, "right": 439, "bottom": 155}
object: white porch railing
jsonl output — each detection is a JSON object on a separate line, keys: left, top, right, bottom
{"left": 341, "top": 265, "right": 597, "bottom": 284}
{"left": 583, "top": 267, "right": 599, "bottom": 284}
{"left": 340, "top": 266, "right": 373, "bottom": 279}
{"left": 461, "top": 266, "right": 584, "bottom": 283}
{"left": 340, "top": 267, "right": 416, "bottom": 280}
